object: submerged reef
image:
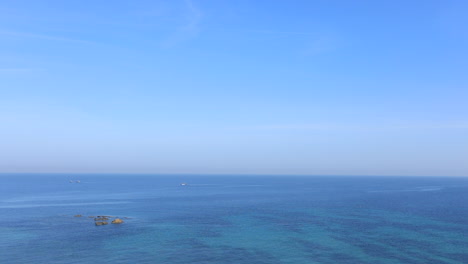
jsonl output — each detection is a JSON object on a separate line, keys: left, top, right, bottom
{"left": 73, "top": 214, "right": 127, "bottom": 226}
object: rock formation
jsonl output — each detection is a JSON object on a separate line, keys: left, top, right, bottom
{"left": 71, "top": 214, "right": 126, "bottom": 226}
{"left": 111, "top": 218, "right": 124, "bottom": 224}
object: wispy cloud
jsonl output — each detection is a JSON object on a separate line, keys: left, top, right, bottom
{"left": 0, "top": 30, "right": 96, "bottom": 44}
{"left": 303, "top": 34, "right": 340, "bottom": 55}
{"left": 242, "top": 121, "right": 468, "bottom": 132}
{"left": 235, "top": 29, "right": 341, "bottom": 55}
{"left": 183, "top": 0, "right": 203, "bottom": 33}
{"left": 243, "top": 29, "right": 318, "bottom": 36}
{"left": 0, "top": 68, "right": 40, "bottom": 73}
{"left": 161, "top": 0, "right": 203, "bottom": 47}
{"left": 247, "top": 124, "right": 345, "bottom": 131}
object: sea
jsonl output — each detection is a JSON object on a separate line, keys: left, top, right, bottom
{"left": 0, "top": 174, "right": 467, "bottom": 264}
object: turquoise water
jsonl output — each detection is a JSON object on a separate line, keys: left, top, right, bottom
{"left": 1, "top": 174, "right": 467, "bottom": 263}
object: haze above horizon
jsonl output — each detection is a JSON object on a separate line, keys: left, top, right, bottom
{"left": 1, "top": 0, "right": 467, "bottom": 176}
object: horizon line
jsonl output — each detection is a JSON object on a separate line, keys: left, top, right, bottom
{"left": 0, "top": 172, "right": 466, "bottom": 178}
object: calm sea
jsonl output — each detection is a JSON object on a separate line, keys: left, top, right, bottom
{"left": 1, "top": 174, "right": 467, "bottom": 264}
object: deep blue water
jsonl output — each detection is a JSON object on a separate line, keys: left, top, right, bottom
{"left": 1, "top": 174, "right": 467, "bottom": 264}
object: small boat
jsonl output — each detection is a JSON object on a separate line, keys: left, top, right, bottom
{"left": 180, "top": 183, "right": 188, "bottom": 186}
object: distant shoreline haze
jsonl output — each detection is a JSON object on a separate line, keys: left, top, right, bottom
{"left": 0, "top": 173, "right": 467, "bottom": 178}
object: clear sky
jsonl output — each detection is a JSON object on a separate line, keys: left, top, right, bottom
{"left": 1, "top": 0, "right": 467, "bottom": 176}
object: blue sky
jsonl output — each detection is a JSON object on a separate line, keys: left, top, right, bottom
{"left": 1, "top": 0, "right": 467, "bottom": 176}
